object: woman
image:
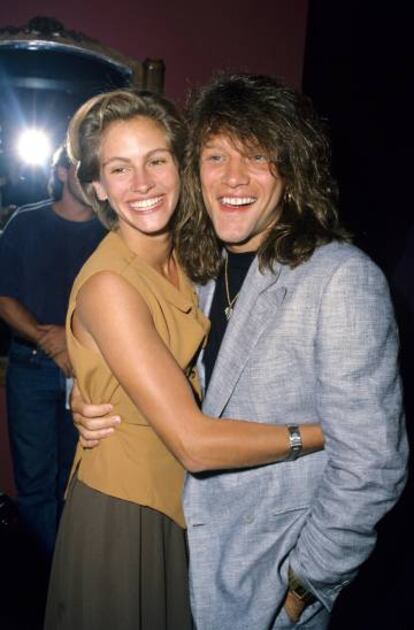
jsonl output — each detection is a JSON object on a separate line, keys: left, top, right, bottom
{"left": 44, "top": 89, "right": 323, "bottom": 629}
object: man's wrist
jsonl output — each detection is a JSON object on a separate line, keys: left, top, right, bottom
{"left": 32, "top": 325, "right": 44, "bottom": 344}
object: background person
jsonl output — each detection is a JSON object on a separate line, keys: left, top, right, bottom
{"left": 0, "top": 145, "right": 106, "bottom": 556}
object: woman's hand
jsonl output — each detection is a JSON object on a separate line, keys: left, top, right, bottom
{"left": 70, "top": 381, "right": 121, "bottom": 448}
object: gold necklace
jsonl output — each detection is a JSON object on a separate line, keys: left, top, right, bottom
{"left": 224, "top": 256, "right": 239, "bottom": 320}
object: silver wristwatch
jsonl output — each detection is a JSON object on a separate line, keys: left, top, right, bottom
{"left": 287, "top": 425, "right": 302, "bottom": 460}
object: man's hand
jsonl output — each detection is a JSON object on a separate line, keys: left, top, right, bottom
{"left": 71, "top": 381, "right": 121, "bottom": 448}
{"left": 38, "top": 324, "right": 66, "bottom": 357}
{"left": 52, "top": 349, "right": 72, "bottom": 378}
{"left": 283, "top": 590, "right": 306, "bottom": 624}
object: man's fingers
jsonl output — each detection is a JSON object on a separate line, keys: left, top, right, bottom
{"left": 71, "top": 401, "right": 114, "bottom": 417}
{"left": 79, "top": 437, "right": 100, "bottom": 449}
{"left": 73, "top": 414, "right": 120, "bottom": 430}
{"left": 78, "top": 427, "right": 115, "bottom": 440}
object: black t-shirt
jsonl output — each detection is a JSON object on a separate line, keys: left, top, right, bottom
{"left": 0, "top": 200, "right": 106, "bottom": 325}
{"left": 203, "top": 250, "right": 255, "bottom": 388}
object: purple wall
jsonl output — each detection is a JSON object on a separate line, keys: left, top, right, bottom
{"left": 0, "top": 1, "right": 308, "bottom": 495}
{"left": 0, "top": 0, "right": 308, "bottom": 102}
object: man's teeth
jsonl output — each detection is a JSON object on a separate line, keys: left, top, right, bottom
{"left": 221, "top": 197, "right": 255, "bottom": 206}
{"left": 130, "top": 196, "right": 162, "bottom": 209}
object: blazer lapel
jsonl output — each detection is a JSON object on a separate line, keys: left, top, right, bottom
{"left": 196, "top": 280, "right": 216, "bottom": 393}
{"left": 202, "top": 259, "right": 287, "bottom": 417}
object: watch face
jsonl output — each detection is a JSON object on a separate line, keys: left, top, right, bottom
{"left": 287, "top": 426, "right": 302, "bottom": 459}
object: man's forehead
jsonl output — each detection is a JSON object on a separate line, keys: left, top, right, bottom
{"left": 201, "top": 131, "right": 264, "bottom": 153}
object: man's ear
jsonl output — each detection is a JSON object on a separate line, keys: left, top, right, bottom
{"left": 92, "top": 181, "right": 108, "bottom": 201}
{"left": 57, "top": 166, "right": 68, "bottom": 183}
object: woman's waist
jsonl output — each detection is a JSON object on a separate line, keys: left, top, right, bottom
{"left": 75, "top": 423, "right": 184, "bottom": 476}
{"left": 73, "top": 433, "right": 186, "bottom": 527}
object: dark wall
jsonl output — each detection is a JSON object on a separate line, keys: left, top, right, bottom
{"left": 0, "top": 1, "right": 308, "bottom": 102}
{"left": 303, "top": 1, "right": 411, "bottom": 276}
{"left": 303, "top": 4, "right": 412, "bottom": 629}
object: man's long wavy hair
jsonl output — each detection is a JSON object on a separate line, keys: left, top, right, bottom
{"left": 67, "top": 89, "right": 186, "bottom": 230}
{"left": 176, "top": 73, "right": 351, "bottom": 284}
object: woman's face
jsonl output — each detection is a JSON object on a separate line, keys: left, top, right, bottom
{"left": 93, "top": 115, "right": 180, "bottom": 238}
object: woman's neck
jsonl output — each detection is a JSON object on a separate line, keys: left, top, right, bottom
{"left": 116, "top": 226, "right": 177, "bottom": 286}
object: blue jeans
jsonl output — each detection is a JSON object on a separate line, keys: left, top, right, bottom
{"left": 6, "top": 340, "right": 77, "bottom": 556}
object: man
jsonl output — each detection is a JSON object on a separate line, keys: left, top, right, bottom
{"left": 0, "top": 145, "right": 106, "bottom": 556}
{"left": 73, "top": 74, "right": 407, "bottom": 628}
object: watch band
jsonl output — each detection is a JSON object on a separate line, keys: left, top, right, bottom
{"left": 287, "top": 424, "right": 302, "bottom": 460}
{"left": 288, "top": 567, "right": 316, "bottom": 605}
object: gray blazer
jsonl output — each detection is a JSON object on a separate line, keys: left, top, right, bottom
{"left": 183, "top": 241, "right": 408, "bottom": 629}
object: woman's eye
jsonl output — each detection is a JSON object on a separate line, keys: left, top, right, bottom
{"left": 250, "top": 154, "right": 267, "bottom": 162}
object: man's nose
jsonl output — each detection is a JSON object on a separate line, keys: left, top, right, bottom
{"left": 222, "top": 157, "right": 250, "bottom": 187}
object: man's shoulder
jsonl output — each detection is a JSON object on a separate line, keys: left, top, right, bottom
{"left": 294, "top": 241, "right": 379, "bottom": 279}
{"left": 3, "top": 199, "right": 53, "bottom": 230}
{"left": 14, "top": 199, "right": 52, "bottom": 217}
{"left": 308, "top": 240, "right": 369, "bottom": 267}
{"left": 288, "top": 241, "right": 390, "bottom": 306}
{"left": 275, "top": 241, "right": 386, "bottom": 298}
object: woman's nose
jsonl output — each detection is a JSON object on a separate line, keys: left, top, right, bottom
{"left": 131, "top": 167, "right": 153, "bottom": 193}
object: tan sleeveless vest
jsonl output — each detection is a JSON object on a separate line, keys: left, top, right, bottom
{"left": 66, "top": 231, "right": 209, "bottom": 528}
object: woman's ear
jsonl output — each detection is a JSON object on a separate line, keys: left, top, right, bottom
{"left": 92, "top": 181, "right": 108, "bottom": 201}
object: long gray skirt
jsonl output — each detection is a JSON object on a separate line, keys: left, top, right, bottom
{"left": 44, "top": 476, "right": 193, "bottom": 629}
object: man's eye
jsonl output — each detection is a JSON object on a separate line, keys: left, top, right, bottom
{"left": 205, "top": 154, "right": 223, "bottom": 162}
{"left": 150, "top": 158, "right": 167, "bottom": 166}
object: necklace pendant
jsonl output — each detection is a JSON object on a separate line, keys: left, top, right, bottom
{"left": 224, "top": 305, "right": 233, "bottom": 320}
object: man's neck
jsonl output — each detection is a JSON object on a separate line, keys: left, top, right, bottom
{"left": 52, "top": 198, "right": 94, "bottom": 223}
{"left": 225, "top": 245, "right": 258, "bottom": 255}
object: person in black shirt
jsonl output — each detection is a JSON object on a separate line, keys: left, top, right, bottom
{"left": 0, "top": 146, "right": 105, "bottom": 555}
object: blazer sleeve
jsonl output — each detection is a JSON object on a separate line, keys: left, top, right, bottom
{"left": 289, "top": 252, "right": 408, "bottom": 611}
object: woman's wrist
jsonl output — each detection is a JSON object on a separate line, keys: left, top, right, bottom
{"left": 286, "top": 425, "right": 302, "bottom": 460}
{"left": 284, "top": 424, "right": 324, "bottom": 460}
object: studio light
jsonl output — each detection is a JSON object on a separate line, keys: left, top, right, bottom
{"left": 16, "top": 129, "right": 52, "bottom": 166}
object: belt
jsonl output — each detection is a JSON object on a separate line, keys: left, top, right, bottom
{"left": 12, "top": 336, "right": 38, "bottom": 350}
{"left": 12, "top": 337, "right": 53, "bottom": 359}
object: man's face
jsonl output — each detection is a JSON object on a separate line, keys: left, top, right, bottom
{"left": 59, "top": 164, "right": 89, "bottom": 207}
{"left": 199, "top": 133, "right": 284, "bottom": 252}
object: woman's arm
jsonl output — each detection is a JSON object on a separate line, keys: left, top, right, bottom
{"left": 73, "top": 271, "right": 324, "bottom": 472}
